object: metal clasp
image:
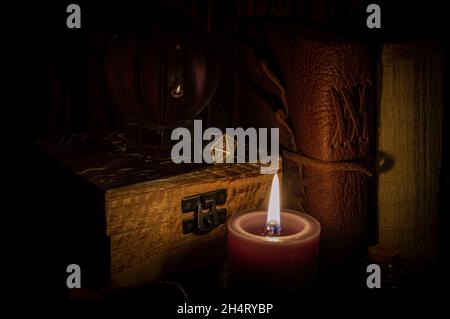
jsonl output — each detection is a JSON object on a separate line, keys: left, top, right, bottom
{"left": 181, "top": 189, "right": 227, "bottom": 235}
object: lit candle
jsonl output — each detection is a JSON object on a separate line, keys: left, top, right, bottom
{"left": 227, "top": 174, "right": 321, "bottom": 293}
{"left": 171, "top": 84, "right": 184, "bottom": 98}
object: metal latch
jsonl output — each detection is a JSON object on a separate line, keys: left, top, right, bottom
{"left": 181, "top": 189, "right": 227, "bottom": 235}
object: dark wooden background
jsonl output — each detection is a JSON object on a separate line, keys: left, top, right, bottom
{"left": 7, "top": 0, "right": 448, "bottom": 139}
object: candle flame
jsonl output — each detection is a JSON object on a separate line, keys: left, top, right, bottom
{"left": 266, "top": 174, "right": 280, "bottom": 228}
{"left": 176, "top": 85, "right": 181, "bottom": 93}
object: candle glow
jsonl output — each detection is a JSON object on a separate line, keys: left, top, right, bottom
{"left": 227, "top": 172, "right": 321, "bottom": 291}
{"left": 265, "top": 174, "right": 281, "bottom": 237}
{"left": 171, "top": 84, "right": 184, "bottom": 98}
{"left": 266, "top": 174, "right": 280, "bottom": 226}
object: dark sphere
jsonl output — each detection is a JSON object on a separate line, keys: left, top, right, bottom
{"left": 105, "top": 10, "right": 218, "bottom": 129}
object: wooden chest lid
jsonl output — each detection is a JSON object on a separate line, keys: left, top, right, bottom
{"left": 36, "top": 131, "right": 208, "bottom": 190}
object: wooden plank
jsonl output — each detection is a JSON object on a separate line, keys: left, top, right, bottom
{"left": 377, "top": 40, "right": 443, "bottom": 272}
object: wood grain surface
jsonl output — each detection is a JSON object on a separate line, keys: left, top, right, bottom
{"left": 377, "top": 40, "right": 443, "bottom": 272}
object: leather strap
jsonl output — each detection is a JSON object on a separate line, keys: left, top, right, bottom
{"left": 284, "top": 151, "right": 373, "bottom": 177}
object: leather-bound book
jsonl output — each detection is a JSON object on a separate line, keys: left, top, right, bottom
{"left": 235, "top": 22, "right": 376, "bottom": 278}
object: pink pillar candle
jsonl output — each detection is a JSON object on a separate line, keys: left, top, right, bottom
{"left": 227, "top": 209, "right": 321, "bottom": 292}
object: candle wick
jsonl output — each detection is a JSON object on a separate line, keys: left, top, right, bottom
{"left": 265, "top": 221, "right": 281, "bottom": 237}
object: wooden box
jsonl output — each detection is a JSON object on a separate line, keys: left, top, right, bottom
{"left": 37, "top": 132, "right": 275, "bottom": 288}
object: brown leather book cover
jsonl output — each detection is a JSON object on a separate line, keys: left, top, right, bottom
{"left": 235, "top": 23, "right": 376, "bottom": 277}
